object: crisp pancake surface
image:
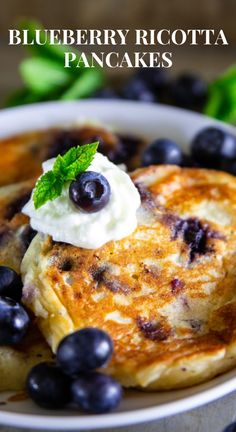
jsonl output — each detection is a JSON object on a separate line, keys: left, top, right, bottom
{"left": 22, "top": 165, "right": 236, "bottom": 389}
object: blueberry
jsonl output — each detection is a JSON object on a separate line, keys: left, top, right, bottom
{"left": 137, "top": 68, "right": 168, "bottom": 93}
{"left": 27, "top": 362, "right": 71, "bottom": 409}
{"left": 0, "top": 297, "right": 29, "bottom": 345}
{"left": 122, "top": 78, "right": 156, "bottom": 103}
{"left": 170, "top": 74, "right": 207, "bottom": 110}
{"left": 182, "top": 218, "right": 207, "bottom": 261}
{"left": 142, "top": 138, "right": 183, "bottom": 166}
{"left": 0, "top": 266, "right": 23, "bottom": 302}
{"left": 191, "top": 127, "right": 236, "bottom": 169}
{"left": 57, "top": 328, "right": 113, "bottom": 376}
{"left": 69, "top": 171, "right": 111, "bottom": 213}
{"left": 223, "top": 423, "right": 236, "bottom": 432}
{"left": 71, "top": 372, "right": 122, "bottom": 413}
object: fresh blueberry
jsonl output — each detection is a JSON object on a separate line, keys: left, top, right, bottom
{"left": 122, "top": 78, "right": 156, "bottom": 103}
{"left": 0, "top": 266, "right": 22, "bottom": 302}
{"left": 93, "top": 88, "right": 119, "bottom": 99}
{"left": 191, "top": 127, "right": 236, "bottom": 169}
{"left": 142, "top": 138, "right": 183, "bottom": 166}
{"left": 137, "top": 68, "right": 168, "bottom": 94}
{"left": 223, "top": 423, "right": 236, "bottom": 432}
{"left": 57, "top": 328, "right": 113, "bottom": 376}
{"left": 71, "top": 372, "right": 122, "bottom": 413}
{"left": 0, "top": 297, "right": 30, "bottom": 345}
{"left": 170, "top": 74, "right": 207, "bottom": 110}
{"left": 69, "top": 171, "right": 111, "bottom": 213}
{"left": 27, "top": 362, "right": 71, "bottom": 409}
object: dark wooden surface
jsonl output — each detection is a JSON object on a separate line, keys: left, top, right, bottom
{"left": 0, "top": 0, "right": 236, "bottom": 41}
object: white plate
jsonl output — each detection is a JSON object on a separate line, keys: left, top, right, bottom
{"left": 0, "top": 100, "right": 235, "bottom": 430}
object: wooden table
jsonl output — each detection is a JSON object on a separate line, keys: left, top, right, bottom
{"left": 0, "top": 392, "right": 236, "bottom": 432}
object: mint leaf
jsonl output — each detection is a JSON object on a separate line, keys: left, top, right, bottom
{"left": 52, "top": 154, "right": 67, "bottom": 178}
{"left": 33, "top": 142, "right": 98, "bottom": 209}
{"left": 33, "top": 171, "right": 63, "bottom": 209}
{"left": 53, "top": 142, "right": 99, "bottom": 180}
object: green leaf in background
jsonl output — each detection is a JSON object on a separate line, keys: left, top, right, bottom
{"left": 20, "top": 57, "right": 72, "bottom": 95}
{"left": 5, "top": 88, "right": 44, "bottom": 107}
{"left": 5, "top": 20, "right": 105, "bottom": 107}
{"left": 18, "top": 19, "right": 90, "bottom": 74}
{"left": 60, "top": 68, "right": 104, "bottom": 100}
{"left": 19, "top": 19, "right": 76, "bottom": 64}
{"left": 204, "top": 65, "right": 236, "bottom": 123}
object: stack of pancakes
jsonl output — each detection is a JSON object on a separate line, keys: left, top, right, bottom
{"left": 2, "top": 126, "right": 236, "bottom": 391}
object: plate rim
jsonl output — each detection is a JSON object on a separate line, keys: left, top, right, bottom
{"left": 1, "top": 373, "right": 236, "bottom": 430}
{"left": 0, "top": 99, "right": 234, "bottom": 139}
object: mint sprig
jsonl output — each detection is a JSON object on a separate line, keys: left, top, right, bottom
{"left": 33, "top": 142, "right": 98, "bottom": 209}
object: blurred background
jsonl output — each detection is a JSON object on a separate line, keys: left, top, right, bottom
{"left": 0, "top": 0, "right": 236, "bottom": 120}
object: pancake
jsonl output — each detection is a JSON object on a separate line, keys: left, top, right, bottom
{"left": 0, "top": 125, "right": 143, "bottom": 187}
{"left": 0, "top": 179, "right": 36, "bottom": 272}
{"left": 21, "top": 165, "right": 236, "bottom": 390}
{"left": 0, "top": 179, "right": 53, "bottom": 391}
{"left": 0, "top": 123, "right": 143, "bottom": 392}
{"left": 0, "top": 322, "right": 54, "bottom": 392}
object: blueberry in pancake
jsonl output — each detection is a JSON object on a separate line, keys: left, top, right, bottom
{"left": 0, "top": 125, "right": 144, "bottom": 187}
{"left": 0, "top": 124, "right": 144, "bottom": 392}
{"left": 22, "top": 165, "right": 236, "bottom": 390}
{"left": 0, "top": 179, "right": 53, "bottom": 391}
{"left": 0, "top": 179, "right": 36, "bottom": 272}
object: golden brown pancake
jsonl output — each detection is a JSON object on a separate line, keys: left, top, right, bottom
{"left": 21, "top": 165, "right": 236, "bottom": 390}
{"left": 0, "top": 125, "right": 143, "bottom": 187}
{"left": 0, "top": 123, "right": 143, "bottom": 392}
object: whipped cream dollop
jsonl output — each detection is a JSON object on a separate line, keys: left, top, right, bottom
{"left": 23, "top": 153, "right": 141, "bottom": 249}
